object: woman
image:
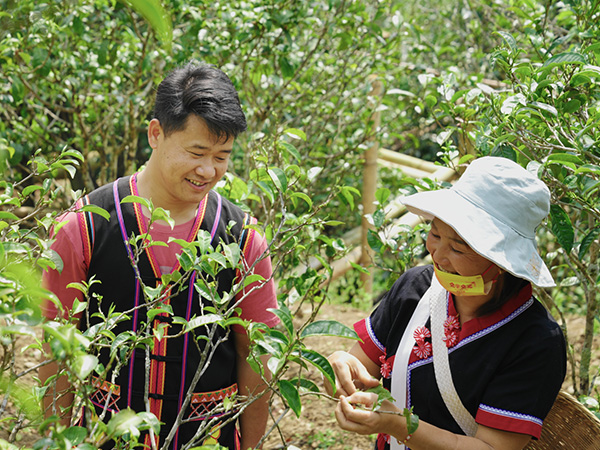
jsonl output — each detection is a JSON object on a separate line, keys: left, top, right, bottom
{"left": 328, "top": 157, "right": 566, "bottom": 450}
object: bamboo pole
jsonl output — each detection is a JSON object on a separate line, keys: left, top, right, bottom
{"left": 292, "top": 159, "right": 459, "bottom": 289}
{"left": 360, "top": 78, "right": 383, "bottom": 294}
{"left": 378, "top": 160, "right": 432, "bottom": 179}
{"left": 378, "top": 148, "right": 440, "bottom": 172}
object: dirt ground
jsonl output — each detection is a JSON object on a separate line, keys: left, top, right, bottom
{"left": 4, "top": 302, "right": 599, "bottom": 450}
{"left": 263, "top": 302, "right": 378, "bottom": 450}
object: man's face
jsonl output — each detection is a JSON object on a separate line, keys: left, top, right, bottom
{"left": 149, "top": 115, "right": 233, "bottom": 210}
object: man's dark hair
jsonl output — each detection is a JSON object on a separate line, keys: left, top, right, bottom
{"left": 153, "top": 63, "right": 247, "bottom": 141}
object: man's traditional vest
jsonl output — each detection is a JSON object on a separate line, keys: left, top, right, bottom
{"left": 76, "top": 176, "right": 251, "bottom": 449}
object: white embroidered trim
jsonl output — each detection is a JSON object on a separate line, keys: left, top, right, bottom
{"left": 452, "top": 297, "right": 534, "bottom": 352}
{"left": 406, "top": 356, "right": 433, "bottom": 408}
{"left": 366, "top": 317, "right": 386, "bottom": 353}
{"left": 405, "top": 297, "right": 535, "bottom": 409}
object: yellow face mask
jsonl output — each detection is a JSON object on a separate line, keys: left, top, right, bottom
{"left": 433, "top": 263, "right": 497, "bottom": 297}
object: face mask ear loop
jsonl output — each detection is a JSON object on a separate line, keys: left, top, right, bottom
{"left": 482, "top": 266, "right": 504, "bottom": 297}
{"left": 482, "top": 264, "right": 502, "bottom": 282}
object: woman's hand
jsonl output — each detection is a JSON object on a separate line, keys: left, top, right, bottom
{"left": 327, "top": 350, "right": 380, "bottom": 397}
{"left": 335, "top": 391, "right": 402, "bottom": 438}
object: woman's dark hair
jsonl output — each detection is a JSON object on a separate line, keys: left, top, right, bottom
{"left": 153, "top": 63, "right": 247, "bottom": 141}
{"left": 476, "top": 272, "right": 530, "bottom": 317}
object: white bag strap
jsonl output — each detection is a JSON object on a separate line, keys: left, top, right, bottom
{"left": 390, "top": 275, "right": 477, "bottom": 450}
{"left": 429, "top": 277, "right": 478, "bottom": 436}
{"left": 389, "top": 280, "right": 433, "bottom": 450}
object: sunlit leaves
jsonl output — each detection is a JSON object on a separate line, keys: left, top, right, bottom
{"left": 297, "top": 349, "right": 336, "bottom": 390}
{"left": 365, "top": 384, "right": 395, "bottom": 411}
{"left": 546, "top": 153, "right": 584, "bottom": 166}
{"left": 269, "top": 305, "right": 294, "bottom": 337}
{"left": 119, "top": 0, "right": 172, "bottom": 51}
{"left": 284, "top": 128, "right": 307, "bottom": 141}
{"left": 185, "top": 314, "right": 223, "bottom": 332}
{"left": 62, "top": 427, "right": 88, "bottom": 446}
{"left": 300, "top": 320, "right": 359, "bottom": 340}
{"left": 268, "top": 167, "right": 288, "bottom": 193}
{"left": 375, "top": 187, "right": 391, "bottom": 205}
{"left": 543, "top": 52, "right": 587, "bottom": 68}
{"left": 106, "top": 409, "right": 161, "bottom": 439}
{"left": 550, "top": 205, "right": 574, "bottom": 254}
{"left": 79, "top": 205, "right": 110, "bottom": 222}
{"left": 71, "top": 354, "right": 99, "bottom": 380}
{"left": 338, "top": 186, "right": 361, "bottom": 210}
{"left": 0, "top": 375, "right": 41, "bottom": 420}
{"left": 496, "top": 31, "right": 517, "bottom": 53}
{"left": 579, "top": 227, "right": 600, "bottom": 260}
{"left": 278, "top": 379, "right": 302, "bottom": 417}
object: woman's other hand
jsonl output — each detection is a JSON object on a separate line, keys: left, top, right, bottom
{"left": 327, "top": 345, "right": 380, "bottom": 397}
{"left": 335, "top": 391, "right": 402, "bottom": 438}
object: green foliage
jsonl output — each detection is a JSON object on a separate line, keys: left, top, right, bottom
{"left": 365, "top": 384, "right": 395, "bottom": 411}
{"left": 1, "top": 0, "right": 168, "bottom": 194}
{"left": 579, "top": 394, "right": 600, "bottom": 420}
{"left": 1, "top": 0, "right": 600, "bottom": 447}
{"left": 366, "top": 0, "right": 600, "bottom": 399}
{"left": 306, "top": 429, "right": 349, "bottom": 450}
{"left": 0, "top": 149, "right": 85, "bottom": 442}
{"left": 120, "top": 0, "right": 172, "bottom": 50}
{"left": 365, "top": 186, "right": 431, "bottom": 286}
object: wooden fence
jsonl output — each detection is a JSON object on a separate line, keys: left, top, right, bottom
{"left": 296, "top": 76, "right": 484, "bottom": 294}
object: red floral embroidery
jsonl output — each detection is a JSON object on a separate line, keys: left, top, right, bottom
{"left": 379, "top": 354, "right": 392, "bottom": 379}
{"left": 412, "top": 325, "right": 432, "bottom": 360}
{"left": 442, "top": 332, "right": 459, "bottom": 347}
{"left": 413, "top": 341, "right": 432, "bottom": 359}
{"left": 444, "top": 315, "right": 460, "bottom": 331}
{"left": 413, "top": 326, "right": 431, "bottom": 341}
{"left": 443, "top": 314, "right": 461, "bottom": 348}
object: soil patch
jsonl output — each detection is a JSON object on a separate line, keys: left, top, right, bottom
{"left": 264, "top": 302, "right": 377, "bottom": 450}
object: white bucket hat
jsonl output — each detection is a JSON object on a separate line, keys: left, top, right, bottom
{"left": 401, "top": 156, "right": 555, "bottom": 287}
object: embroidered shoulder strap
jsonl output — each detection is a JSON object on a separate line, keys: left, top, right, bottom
{"left": 76, "top": 195, "right": 95, "bottom": 268}
{"left": 208, "top": 191, "right": 223, "bottom": 244}
{"left": 238, "top": 213, "right": 254, "bottom": 254}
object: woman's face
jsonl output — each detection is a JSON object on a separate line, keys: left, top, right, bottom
{"left": 426, "top": 218, "right": 499, "bottom": 283}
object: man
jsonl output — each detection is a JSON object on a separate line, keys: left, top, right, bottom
{"left": 40, "top": 63, "right": 278, "bottom": 450}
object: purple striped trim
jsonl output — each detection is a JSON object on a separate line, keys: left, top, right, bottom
{"left": 174, "top": 192, "right": 222, "bottom": 448}
{"left": 479, "top": 404, "right": 543, "bottom": 426}
{"left": 238, "top": 214, "right": 250, "bottom": 246}
{"left": 112, "top": 179, "right": 142, "bottom": 407}
{"left": 127, "top": 278, "right": 141, "bottom": 407}
{"left": 90, "top": 399, "right": 119, "bottom": 414}
{"left": 83, "top": 196, "right": 95, "bottom": 246}
{"left": 174, "top": 271, "right": 197, "bottom": 449}
{"left": 113, "top": 181, "right": 135, "bottom": 263}
{"left": 365, "top": 317, "right": 386, "bottom": 353}
{"left": 209, "top": 192, "right": 223, "bottom": 243}
{"left": 406, "top": 297, "right": 535, "bottom": 410}
{"left": 452, "top": 297, "right": 534, "bottom": 352}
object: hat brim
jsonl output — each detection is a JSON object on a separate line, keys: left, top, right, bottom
{"left": 402, "top": 189, "right": 555, "bottom": 287}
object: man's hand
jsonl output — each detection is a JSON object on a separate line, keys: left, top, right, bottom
{"left": 235, "top": 332, "right": 270, "bottom": 449}
{"left": 39, "top": 343, "right": 74, "bottom": 427}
